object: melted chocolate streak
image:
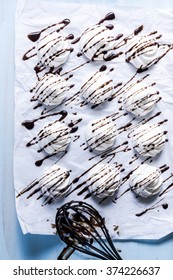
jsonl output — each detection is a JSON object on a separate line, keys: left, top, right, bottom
{"left": 22, "top": 110, "right": 67, "bottom": 130}
{"left": 22, "top": 19, "right": 71, "bottom": 59}
{"left": 135, "top": 197, "right": 166, "bottom": 217}
{"left": 127, "top": 112, "right": 167, "bottom": 137}
{"left": 35, "top": 150, "right": 67, "bottom": 168}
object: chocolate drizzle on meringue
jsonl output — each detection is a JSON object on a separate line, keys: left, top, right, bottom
{"left": 30, "top": 73, "right": 74, "bottom": 106}
{"left": 23, "top": 19, "right": 72, "bottom": 73}
{"left": 125, "top": 31, "right": 173, "bottom": 72}
{"left": 16, "top": 164, "right": 71, "bottom": 205}
{"left": 80, "top": 66, "right": 114, "bottom": 105}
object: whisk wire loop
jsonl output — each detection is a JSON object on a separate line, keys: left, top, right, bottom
{"left": 55, "top": 201, "right": 122, "bottom": 260}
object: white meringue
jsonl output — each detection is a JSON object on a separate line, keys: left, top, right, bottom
{"left": 37, "top": 31, "right": 71, "bottom": 68}
{"left": 131, "top": 123, "right": 165, "bottom": 157}
{"left": 32, "top": 73, "right": 68, "bottom": 106}
{"left": 38, "top": 120, "right": 71, "bottom": 155}
{"left": 123, "top": 79, "right": 159, "bottom": 116}
{"left": 88, "top": 163, "right": 120, "bottom": 198}
{"left": 81, "top": 69, "right": 113, "bottom": 104}
{"left": 125, "top": 35, "right": 159, "bottom": 71}
{"left": 129, "top": 164, "right": 162, "bottom": 198}
{"left": 86, "top": 117, "right": 116, "bottom": 152}
{"left": 80, "top": 24, "right": 115, "bottom": 61}
{"left": 39, "top": 164, "right": 71, "bottom": 198}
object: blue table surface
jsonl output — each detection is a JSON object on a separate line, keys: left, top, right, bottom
{"left": 1, "top": 0, "right": 173, "bottom": 260}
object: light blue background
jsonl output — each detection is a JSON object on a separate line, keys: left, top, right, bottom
{"left": 1, "top": 0, "right": 173, "bottom": 260}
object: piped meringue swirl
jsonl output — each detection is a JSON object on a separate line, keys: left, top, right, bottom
{"left": 129, "top": 164, "right": 162, "bottom": 198}
{"left": 125, "top": 35, "right": 159, "bottom": 71}
{"left": 37, "top": 31, "right": 71, "bottom": 68}
{"left": 123, "top": 79, "right": 160, "bottom": 116}
{"left": 39, "top": 164, "right": 71, "bottom": 198}
{"left": 81, "top": 68, "right": 114, "bottom": 104}
{"left": 86, "top": 117, "right": 116, "bottom": 152}
{"left": 38, "top": 120, "right": 71, "bottom": 155}
{"left": 131, "top": 123, "right": 166, "bottom": 157}
{"left": 88, "top": 163, "right": 120, "bottom": 198}
{"left": 32, "top": 73, "right": 69, "bottom": 106}
{"left": 80, "top": 24, "right": 115, "bottom": 61}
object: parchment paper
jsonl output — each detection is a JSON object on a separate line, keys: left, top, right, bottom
{"left": 14, "top": 0, "right": 173, "bottom": 238}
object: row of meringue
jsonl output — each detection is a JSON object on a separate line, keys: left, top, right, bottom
{"left": 35, "top": 117, "right": 166, "bottom": 159}
{"left": 36, "top": 21, "right": 163, "bottom": 72}
{"left": 38, "top": 162, "right": 163, "bottom": 200}
{"left": 31, "top": 70, "right": 160, "bottom": 117}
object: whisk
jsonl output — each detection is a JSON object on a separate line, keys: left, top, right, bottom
{"left": 55, "top": 200, "right": 122, "bottom": 260}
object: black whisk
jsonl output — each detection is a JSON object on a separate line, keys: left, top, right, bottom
{"left": 55, "top": 201, "right": 122, "bottom": 260}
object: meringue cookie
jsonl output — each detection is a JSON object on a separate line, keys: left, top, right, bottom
{"left": 32, "top": 73, "right": 69, "bottom": 106}
{"left": 129, "top": 164, "right": 162, "bottom": 198}
{"left": 86, "top": 117, "right": 116, "bottom": 152}
{"left": 123, "top": 80, "right": 159, "bottom": 116}
{"left": 38, "top": 120, "right": 71, "bottom": 155}
{"left": 131, "top": 123, "right": 165, "bottom": 157}
{"left": 39, "top": 164, "right": 71, "bottom": 198}
{"left": 37, "top": 31, "right": 71, "bottom": 68}
{"left": 88, "top": 163, "right": 120, "bottom": 198}
{"left": 81, "top": 69, "right": 114, "bottom": 104}
{"left": 125, "top": 35, "right": 159, "bottom": 71}
{"left": 80, "top": 24, "right": 115, "bottom": 61}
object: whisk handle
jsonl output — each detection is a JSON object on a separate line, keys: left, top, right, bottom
{"left": 57, "top": 245, "right": 75, "bottom": 260}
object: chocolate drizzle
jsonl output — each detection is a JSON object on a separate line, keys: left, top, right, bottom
{"left": 71, "top": 12, "right": 116, "bottom": 46}
{"left": 68, "top": 118, "right": 83, "bottom": 133}
{"left": 98, "top": 12, "right": 116, "bottom": 24}
{"left": 135, "top": 198, "right": 165, "bottom": 217}
{"left": 22, "top": 110, "right": 68, "bottom": 130}
{"left": 35, "top": 150, "right": 67, "bottom": 167}
{"left": 27, "top": 19, "right": 71, "bottom": 42}
{"left": 134, "top": 25, "right": 144, "bottom": 36}
{"left": 19, "top": 11, "right": 173, "bottom": 238}
{"left": 22, "top": 46, "right": 37, "bottom": 61}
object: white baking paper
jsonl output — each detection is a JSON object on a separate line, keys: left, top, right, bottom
{"left": 14, "top": 0, "right": 173, "bottom": 239}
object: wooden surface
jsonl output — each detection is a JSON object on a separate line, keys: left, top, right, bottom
{"left": 1, "top": 0, "right": 173, "bottom": 260}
